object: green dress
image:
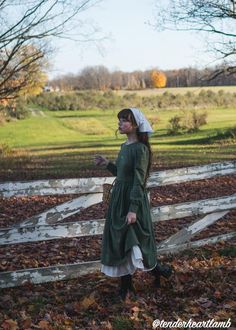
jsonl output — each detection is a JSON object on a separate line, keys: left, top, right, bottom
{"left": 101, "top": 141, "right": 157, "bottom": 270}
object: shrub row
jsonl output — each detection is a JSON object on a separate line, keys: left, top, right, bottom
{"left": 29, "top": 90, "right": 236, "bottom": 111}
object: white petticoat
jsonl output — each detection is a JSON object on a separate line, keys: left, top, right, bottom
{"left": 101, "top": 245, "right": 156, "bottom": 277}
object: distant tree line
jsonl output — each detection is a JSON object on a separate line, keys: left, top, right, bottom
{"left": 49, "top": 65, "right": 236, "bottom": 91}
{"left": 153, "top": 0, "right": 236, "bottom": 79}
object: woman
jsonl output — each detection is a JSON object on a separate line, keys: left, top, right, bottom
{"left": 94, "top": 108, "right": 172, "bottom": 300}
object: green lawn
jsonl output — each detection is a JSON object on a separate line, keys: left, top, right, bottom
{"left": 0, "top": 107, "right": 235, "bottom": 181}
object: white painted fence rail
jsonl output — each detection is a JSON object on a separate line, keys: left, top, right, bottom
{"left": 1, "top": 194, "right": 236, "bottom": 246}
{"left": 14, "top": 193, "right": 103, "bottom": 228}
{"left": 0, "top": 160, "right": 235, "bottom": 197}
{"left": 0, "top": 161, "right": 235, "bottom": 288}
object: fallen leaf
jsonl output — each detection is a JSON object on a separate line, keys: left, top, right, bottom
{"left": 1, "top": 319, "right": 18, "bottom": 330}
{"left": 214, "top": 290, "right": 222, "bottom": 299}
{"left": 64, "top": 319, "right": 73, "bottom": 326}
{"left": 213, "top": 309, "right": 233, "bottom": 320}
{"left": 130, "top": 306, "right": 141, "bottom": 321}
{"left": 21, "top": 318, "right": 32, "bottom": 329}
{"left": 223, "top": 301, "right": 236, "bottom": 310}
{"left": 100, "top": 321, "right": 113, "bottom": 330}
{"left": 80, "top": 292, "right": 97, "bottom": 310}
{"left": 37, "top": 320, "right": 53, "bottom": 330}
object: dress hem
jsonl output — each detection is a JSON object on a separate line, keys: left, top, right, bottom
{"left": 101, "top": 245, "right": 157, "bottom": 277}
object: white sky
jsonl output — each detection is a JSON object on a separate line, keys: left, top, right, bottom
{"left": 48, "top": 0, "right": 213, "bottom": 78}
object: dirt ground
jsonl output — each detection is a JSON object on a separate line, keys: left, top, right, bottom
{"left": 0, "top": 174, "right": 235, "bottom": 329}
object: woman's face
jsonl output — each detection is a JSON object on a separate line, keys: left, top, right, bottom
{"left": 118, "top": 117, "right": 137, "bottom": 134}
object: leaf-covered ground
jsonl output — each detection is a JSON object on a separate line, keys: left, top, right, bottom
{"left": 0, "top": 174, "right": 235, "bottom": 329}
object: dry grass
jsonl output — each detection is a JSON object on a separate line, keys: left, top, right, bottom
{"left": 114, "top": 86, "right": 236, "bottom": 96}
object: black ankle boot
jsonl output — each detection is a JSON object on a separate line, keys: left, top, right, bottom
{"left": 150, "top": 261, "right": 173, "bottom": 288}
{"left": 119, "top": 274, "right": 136, "bottom": 300}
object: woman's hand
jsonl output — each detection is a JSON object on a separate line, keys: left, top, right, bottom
{"left": 126, "top": 212, "right": 137, "bottom": 224}
{"left": 94, "top": 155, "right": 109, "bottom": 166}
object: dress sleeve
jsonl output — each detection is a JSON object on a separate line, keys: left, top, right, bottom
{"left": 106, "top": 161, "right": 117, "bottom": 176}
{"left": 129, "top": 144, "right": 149, "bottom": 213}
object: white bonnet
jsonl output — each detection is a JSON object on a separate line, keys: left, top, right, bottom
{"left": 129, "top": 108, "right": 153, "bottom": 133}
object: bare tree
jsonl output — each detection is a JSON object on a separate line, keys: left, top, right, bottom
{"left": 0, "top": 0, "right": 102, "bottom": 100}
{"left": 153, "top": 0, "right": 236, "bottom": 78}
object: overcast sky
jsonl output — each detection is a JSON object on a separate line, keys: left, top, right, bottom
{"left": 48, "top": 0, "right": 213, "bottom": 78}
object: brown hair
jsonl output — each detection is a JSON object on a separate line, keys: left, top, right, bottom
{"left": 117, "top": 108, "right": 152, "bottom": 185}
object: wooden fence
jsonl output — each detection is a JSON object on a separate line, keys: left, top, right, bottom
{"left": 0, "top": 160, "right": 235, "bottom": 288}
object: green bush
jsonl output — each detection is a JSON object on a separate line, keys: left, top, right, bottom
{"left": 5, "top": 98, "right": 30, "bottom": 119}
{"left": 168, "top": 110, "right": 208, "bottom": 134}
{"left": 182, "top": 110, "right": 208, "bottom": 133}
{"left": 168, "top": 115, "right": 182, "bottom": 134}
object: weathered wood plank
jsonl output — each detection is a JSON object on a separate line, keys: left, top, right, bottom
{"left": 148, "top": 160, "right": 236, "bottom": 188}
{"left": 1, "top": 195, "right": 235, "bottom": 245}
{"left": 0, "top": 260, "right": 101, "bottom": 288}
{"left": 0, "top": 161, "right": 235, "bottom": 197}
{"left": 0, "top": 177, "right": 115, "bottom": 197}
{"left": 156, "top": 232, "right": 236, "bottom": 255}
{"left": 0, "top": 232, "right": 235, "bottom": 288}
{"left": 0, "top": 219, "right": 105, "bottom": 245}
{"left": 152, "top": 193, "right": 236, "bottom": 221}
{"left": 158, "top": 211, "right": 229, "bottom": 248}
{"left": 15, "top": 193, "right": 102, "bottom": 228}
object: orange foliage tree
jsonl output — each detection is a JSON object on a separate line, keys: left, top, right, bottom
{"left": 151, "top": 70, "right": 167, "bottom": 88}
{"left": 0, "top": 45, "right": 47, "bottom": 101}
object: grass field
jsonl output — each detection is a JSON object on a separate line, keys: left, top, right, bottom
{"left": 0, "top": 104, "right": 236, "bottom": 181}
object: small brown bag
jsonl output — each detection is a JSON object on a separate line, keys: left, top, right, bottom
{"left": 102, "top": 180, "right": 115, "bottom": 207}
